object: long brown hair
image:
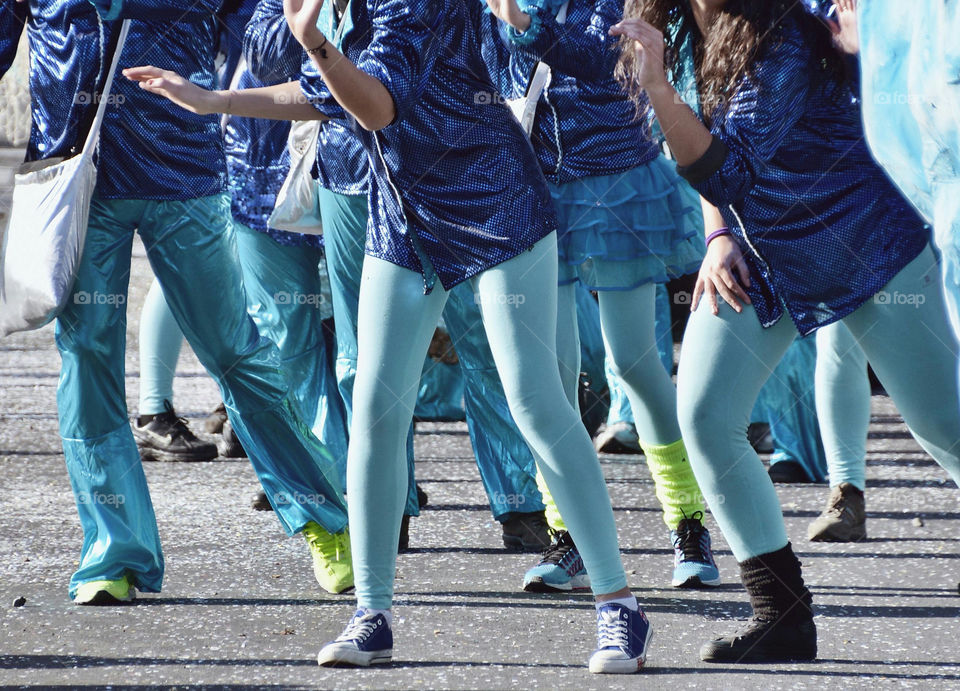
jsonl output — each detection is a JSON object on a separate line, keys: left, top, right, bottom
{"left": 616, "top": 0, "right": 846, "bottom": 119}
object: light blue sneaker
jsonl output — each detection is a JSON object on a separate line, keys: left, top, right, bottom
{"left": 589, "top": 603, "right": 653, "bottom": 674}
{"left": 317, "top": 609, "right": 393, "bottom": 667}
{"left": 522, "top": 531, "right": 591, "bottom": 592}
{"left": 671, "top": 511, "right": 721, "bottom": 588}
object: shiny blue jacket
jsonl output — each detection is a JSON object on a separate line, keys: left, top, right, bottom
{"left": 472, "top": 0, "right": 659, "bottom": 184}
{"left": 0, "top": 0, "right": 226, "bottom": 200}
{"left": 302, "top": 0, "right": 557, "bottom": 291}
{"left": 674, "top": 15, "right": 927, "bottom": 335}
{"left": 221, "top": 0, "right": 320, "bottom": 247}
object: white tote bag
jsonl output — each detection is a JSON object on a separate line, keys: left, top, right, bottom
{"left": 267, "top": 118, "right": 323, "bottom": 235}
{"left": 0, "top": 20, "right": 131, "bottom": 337}
{"left": 507, "top": 0, "right": 570, "bottom": 135}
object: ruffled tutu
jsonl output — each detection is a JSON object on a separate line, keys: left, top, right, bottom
{"left": 551, "top": 155, "right": 705, "bottom": 290}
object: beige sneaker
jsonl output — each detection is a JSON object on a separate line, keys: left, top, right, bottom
{"left": 807, "top": 483, "right": 866, "bottom": 542}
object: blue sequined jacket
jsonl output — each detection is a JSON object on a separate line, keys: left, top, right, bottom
{"left": 472, "top": 0, "right": 660, "bottom": 185}
{"left": 674, "top": 15, "right": 928, "bottom": 335}
{"left": 0, "top": 0, "right": 226, "bottom": 200}
{"left": 301, "top": 0, "right": 557, "bottom": 291}
{"left": 221, "top": 0, "right": 321, "bottom": 247}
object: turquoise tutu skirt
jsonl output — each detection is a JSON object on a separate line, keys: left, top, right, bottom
{"left": 551, "top": 154, "right": 705, "bottom": 291}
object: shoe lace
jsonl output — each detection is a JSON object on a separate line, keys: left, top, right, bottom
{"left": 539, "top": 531, "right": 575, "bottom": 566}
{"left": 674, "top": 510, "right": 708, "bottom": 563}
{"left": 336, "top": 614, "right": 380, "bottom": 643}
{"left": 158, "top": 400, "right": 197, "bottom": 441}
{"left": 596, "top": 611, "right": 629, "bottom": 649}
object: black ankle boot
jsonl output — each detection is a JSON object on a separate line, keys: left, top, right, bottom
{"left": 700, "top": 543, "right": 817, "bottom": 663}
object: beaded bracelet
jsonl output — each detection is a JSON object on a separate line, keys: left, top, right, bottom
{"left": 705, "top": 227, "right": 731, "bottom": 246}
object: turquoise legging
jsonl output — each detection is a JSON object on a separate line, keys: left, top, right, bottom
{"left": 350, "top": 235, "right": 627, "bottom": 608}
{"left": 138, "top": 280, "right": 184, "bottom": 415}
{"left": 556, "top": 281, "right": 682, "bottom": 445}
{"left": 677, "top": 245, "right": 960, "bottom": 560}
{"left": 815, "top": 322, "right": 871, "bottom": 490}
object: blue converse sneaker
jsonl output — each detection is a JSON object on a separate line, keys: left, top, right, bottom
{"left": 522, "top": 531, "right": 590, "bottom": 592}
{"left": 671, "top": 511, "right": 721, "bottom": 588}
{"left": 588, "top": 602, "right": 653, "bottom": 674}
{"left": 317, "top": 609, "right": 393, "bottom": 667}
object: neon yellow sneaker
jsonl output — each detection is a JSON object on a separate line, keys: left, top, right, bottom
{"left": 74, "top": 575, "right": 135, "bottom": 605}
{"left": 303, "top": 522, "right": 354, "bottom": 594}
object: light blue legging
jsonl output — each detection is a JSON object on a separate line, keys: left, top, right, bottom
{"left": 349, "top": 235, "right": 627, "bottom": 609}
{"left": 138, "top": 280, "right": 183, "bottom": 416}
{"left": 815, "top": 322, "right": 871, "bottom": 490}
{"left": 556, "top": 281, "right": 682, "bottom": 445}
{"left": 677, "top": 245, "right": 960, "bottom": 561}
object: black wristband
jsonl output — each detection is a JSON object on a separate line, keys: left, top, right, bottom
{"left": 307, "top": 36, "right": 329, "bottom": 58}
{"left": 676, "top": 136, "right": 729, "bottom": 185}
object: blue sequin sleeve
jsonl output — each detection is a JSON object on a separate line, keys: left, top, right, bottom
{"left": 93, "top": 0, "right": 223, "bottom": 23}
{"left": 244, "top": 0, "right": 303, "bottom": 82}
{"left": 0, "top": 0, "right": 27, "bottom": 76}
{"left": 354, "top": 0, "right": 444, "bottom": 125}
{"left": 508, "top": 0, "right": 621, "bottom": 80}
{"left": 693, "top": 26, "right": 811, "bottom": 207}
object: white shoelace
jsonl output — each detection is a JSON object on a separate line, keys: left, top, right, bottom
{"left": 336, "top": 615, "right": 380, "bottom": 644}
{"left": 596, "top": 610, "right": 629, "bottom": 649}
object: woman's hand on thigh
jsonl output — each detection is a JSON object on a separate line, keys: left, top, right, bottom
{"left": 692, "top": 235, "right": 752, "bottom": 315}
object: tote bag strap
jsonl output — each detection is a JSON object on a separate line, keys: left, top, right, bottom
{"left": 81, "top": 19, "right": 132, "bottom": 157}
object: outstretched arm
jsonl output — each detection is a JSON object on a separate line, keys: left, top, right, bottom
{"left": 123, "top": 69, "right": 328, "bottom": 120}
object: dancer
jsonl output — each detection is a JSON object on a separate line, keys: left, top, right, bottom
{"left": 3, "top": 0, "right": 350, "bottom": 605}
{"left": 613, "top": 0, "right": 960, "bottom": 663}
{"left": 242, "top": 0, "right": 551, "bottom": 551}
{"left": 127, "top": 0, "right": 651, "bottom": 672}
{"left": 476, "top": 0, "right": 719, "bottom": 591}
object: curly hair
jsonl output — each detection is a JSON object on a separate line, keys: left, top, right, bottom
{"left": 615, "top": 1, "right": 846, "bottom": 120}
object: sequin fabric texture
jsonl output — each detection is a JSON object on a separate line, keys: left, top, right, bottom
{"left": 301, "top": 0, "right": 558, "bottom": 292}
{"left": 674, "top": 14, "right": 928, "bottom": 335}
{"left": 6, "top": 0, "right": 226, "bottom": 201}
{"left": 473, "top": 0, "right": 660, "bottom": 185}
{"left": 223, "top": 0, "right": 321, "bottom": 248}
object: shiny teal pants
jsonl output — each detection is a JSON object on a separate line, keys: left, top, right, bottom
{"left": 56, "top": 193, "right": 347, "bottom": 598}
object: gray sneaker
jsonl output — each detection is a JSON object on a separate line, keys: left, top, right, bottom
{"left": 808, "top": 483, "right": 866, "bottom": 542}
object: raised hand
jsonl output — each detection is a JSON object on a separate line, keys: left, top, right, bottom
{"left": 828, "top": 0, "right": 859, "bottom": 55}
{"left": 283, "top": 0, "right": 326, "bottom": 50}
{"left": 609, "top": 18, "right": 668, "bottom": 90}
{"left": 485, "top": 0, "right": 531, "bottom": 33}
{"left": 123, "top": 66, "right": 224, "bottom": 114}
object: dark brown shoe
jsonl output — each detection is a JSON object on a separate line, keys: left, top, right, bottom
{"left": 808, "top": 483, "right": 866, "bottom": 542}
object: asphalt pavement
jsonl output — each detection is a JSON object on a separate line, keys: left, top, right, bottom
{"left": 0, "top": 149, "right": 958, "bottom": 689}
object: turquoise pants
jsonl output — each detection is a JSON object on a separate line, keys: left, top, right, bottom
{"left": 350, "top": 235, "right": 626, "bottom": 608}
{"left": 677, "top": 246, "right": 960, "bottom": 560}
{"left": 317, "top": 188, "right": 543, "bottom": 520}
{"left": 57, "top": 194, "right": 347, "bottom": 598}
